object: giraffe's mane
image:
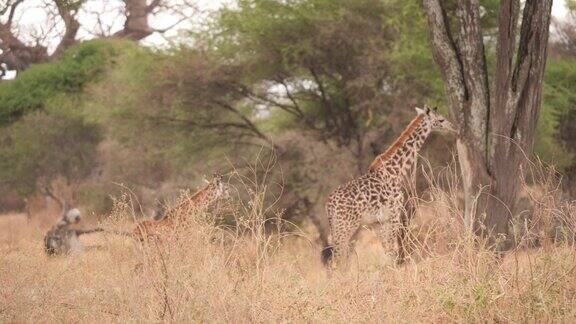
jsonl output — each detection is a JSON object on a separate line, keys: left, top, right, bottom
{"left": 189, "top": 182, "right": 213, "bottom": 201}
{"left": 163, "top": 180, "right": 214, "bottom": 218}
{"left": 368, "top": 114, "right": 425, "bottom": 172}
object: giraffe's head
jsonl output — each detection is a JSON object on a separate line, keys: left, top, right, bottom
{"left": 209, "top": 173, "right": 230, "bottom": 200}
{"left": 415, "top": 106, "right": 455, "bottom": 132}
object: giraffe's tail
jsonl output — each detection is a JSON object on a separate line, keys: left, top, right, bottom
{"left": 321, "top": 245, "right": 333, "bottom": 266}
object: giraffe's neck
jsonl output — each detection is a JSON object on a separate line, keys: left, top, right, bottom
{"left": 369, "top": 115, "right": 432, "bottom": 177}
{"left": 165, "top": 183, "right": 218, "bottom": 219}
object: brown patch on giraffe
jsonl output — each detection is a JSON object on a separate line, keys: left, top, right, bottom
{"left": 368, "top": 114, "right": 425, "bottom": 171}
{"left": 163, "top": 184, "right": 211, "bottom": 219}
{"left": 131, "top": 175, "right": 228, "bottom": 241}
{"left": 132, "top": 188, "right": 209, "bottom": 240}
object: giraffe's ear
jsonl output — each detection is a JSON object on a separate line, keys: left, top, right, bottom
{"left": 415, "top": 107, "right": 426, "bottom": 115}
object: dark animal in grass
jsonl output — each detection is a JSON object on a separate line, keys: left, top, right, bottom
{"left": 43, "top": 207, "right": 104, "bottom": 256}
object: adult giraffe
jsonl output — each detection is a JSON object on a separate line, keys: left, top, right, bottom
{"left": 323, "top": 106, "right": 454, "bottom": 267}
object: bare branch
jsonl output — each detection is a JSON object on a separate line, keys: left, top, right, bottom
{"left": 145, "top": 113, "right": 253, "bottom": 132}
{"left": 114, "top": 0, "right": 155, "bottom": 40}
{"left": 152, "top": 15, "right": 188, "bottom": 33}
{"left": 41, "top": 184, "right": 64, "bottom": 209}
{"left": 51, "top": 0, "right": 82, "bottom": 58}
{"left": 6, "top": 0, "right": 24, "bottom": 27}
{"left": 276, "top": 78, "right": 305, "bottom": 118}
{"left": 211, "top": 99, "right": 277, "bottom": 148}
{"left": 235, "top": 83, "right": 303, "bottom": 118}
{"left": 308, "top": 67, "right": 335, "bottom": 130}
{"left": 137, "top": 109, "right": 276, "bottom": 150}
{"left": 147, "top": 0, "right": 162, "bottom": 13}
{"left": 114, "top": 0, "right": 195, "bottom": 40}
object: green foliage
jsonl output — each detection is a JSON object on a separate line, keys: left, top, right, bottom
{"left": 0, "top": 40, "right": 126, "bottom": 198}
{"left": 384, "top": 0, "right": 500, "bottom": 107}
{"left": 1, "top": 0, "right": 575, "bottom": 215}
{"left": 535, "top": 58, "right": 576, "bottom": 168}
{"left": 214, "top": 0, "right": 394, "bottom": 139}
{"left": 0, "top": 40, "right": 114, "bottom": 125}
{"left": 88, "top": 45, "right": 234, "bottom": 184}
{"left": 76, "top": 182, "right": 118, "bottom": 215}
{"left": 385, "top": 0, "right": 444, "bottom": 104}
{"left": 567, "top": 0, "right": 576, "bottom": 12}
{"left": 0, "top": 111, "right": 102, "bottom": 196}
{"left": 384, "top": 0, "right": 573, "bottom": 171}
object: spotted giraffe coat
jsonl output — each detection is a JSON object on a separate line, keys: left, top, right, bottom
{"left": 132, "top": 174, "right": 229, "bottom": 241}
{"left": 323, "top": 107, "right": 454, "bottom": 267}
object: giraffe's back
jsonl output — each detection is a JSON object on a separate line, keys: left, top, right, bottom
{"left": 327, "top": 173, "right": 399, "bottom": 216}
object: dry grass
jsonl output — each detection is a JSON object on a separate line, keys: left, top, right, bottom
{"left": 2, "top": 164, "right": 576, "bottom": 323}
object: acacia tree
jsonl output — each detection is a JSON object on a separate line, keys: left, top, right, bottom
{"left": 422, "top": 0, "right": 553, "bottom": 247}
{"left": 214, "top": 0, "right": 394, "bottom": 160}
{"left": 0, "top": 112, "right": 102, "bottom": 206}
{"left": 0, "top": 0, "right": 194, "bottom": 72}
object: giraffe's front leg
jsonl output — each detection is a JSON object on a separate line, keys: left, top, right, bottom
{"left": 377, "top": 203, "right": 405, "bottom": 265}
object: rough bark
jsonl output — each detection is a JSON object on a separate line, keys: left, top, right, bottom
{"left": 422, "top": 0, "right": 491, "bottom": 233}
{"left": 1, "top": 0, "right": 176, "bottom": 72}
{"left": 486, "top": 0, "right": 553, "bottom": 247}
{"left": 52, "top": 0, "right": 82, "bottom": 58}
{"left": 422, "top": 0, "right": 553, "bottom": 247}
{"left": 0, "top": 0, "right": 80, "bottom": 70}
{"left": 113, "top": 0, "right": 159, "bottom": 40}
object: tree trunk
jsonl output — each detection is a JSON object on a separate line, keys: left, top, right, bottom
{"left": 0, "top": 0, "right": 77, "bottom": 71}
{"left": 422, "top": 0, "right": 553, "bottom": 248}
{"left": 52, "top": 0, "right": 82, "bottom": 58}
{"left": 114, "top": 0, "right": 156, "bottom": 40}
{"left": 1, "top": 0, "right": 167, "bottom": 72}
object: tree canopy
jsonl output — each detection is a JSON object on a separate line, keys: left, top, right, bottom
{"left": 0, "top": 0, "right": 574, "bottom": 220}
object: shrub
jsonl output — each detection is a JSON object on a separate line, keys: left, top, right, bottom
{"left": 0, "top": 40, "right": 116, "bottom": 125}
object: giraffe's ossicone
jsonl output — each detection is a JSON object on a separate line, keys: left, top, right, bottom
{"left": 323, "top": 106, "right": 454, "bottom": 268}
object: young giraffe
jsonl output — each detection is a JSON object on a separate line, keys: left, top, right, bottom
{"left": 323, "top": 106, "right": 454, "bottom": 267}
{"left": 132, "top": 174, "right": 229, "bottom": 241}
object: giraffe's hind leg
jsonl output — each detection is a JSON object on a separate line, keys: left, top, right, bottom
{"left": 329, "top": 216, "right": 361, "bottom": 270}
{"left": 378, "top": 203, "right": 406, "bottom": 265}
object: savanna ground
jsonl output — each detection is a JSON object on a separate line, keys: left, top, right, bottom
{"left": 2, "top": 164, "right": 576, "bottom": 323}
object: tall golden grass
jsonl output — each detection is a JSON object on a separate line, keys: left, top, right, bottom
{"left": 1, "top": 158, "right": 576, "bottom": 323}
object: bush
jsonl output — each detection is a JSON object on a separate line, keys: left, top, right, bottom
{"left": 0, "top": 40, "right": 116, "bottom": 125}
{"left": 0, "top": 111, "right": 102, "bottom": 197}
{"left": 536, "top": 58, "right": 576, "bottom": 168}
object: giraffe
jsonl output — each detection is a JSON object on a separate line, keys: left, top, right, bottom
{"left": 132, "top": 173, "right": 230, "bottom": 241}
{"left": 323, "top": 106, "right": 454, "bottom": 267}
{"left": 44, "top": 206, "right": 104, "bottom": 256}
